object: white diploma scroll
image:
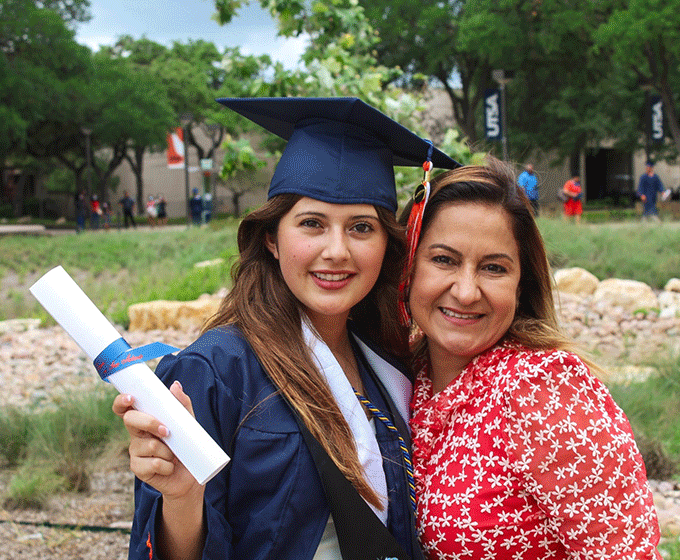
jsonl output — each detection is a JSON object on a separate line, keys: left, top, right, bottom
{"left": 30, "top": 266, "right": 230, "bottom": 485}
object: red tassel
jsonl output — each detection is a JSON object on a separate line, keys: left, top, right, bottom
{"left": 398, "top": 161, "right": 433, "bottom": 326}
{"left": 147, "top": 532, "right": 153, "bottom": 560}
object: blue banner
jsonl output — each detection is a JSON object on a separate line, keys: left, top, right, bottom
{"left": 484, "top": 89, "right": 502, "bottom": 141}
{"left": 650, "top": 94, "right": 664, "bottom": 144}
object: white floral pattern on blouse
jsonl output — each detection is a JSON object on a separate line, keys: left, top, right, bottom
{"left": 411, "top": 340, "right": 661, "bottom": 560}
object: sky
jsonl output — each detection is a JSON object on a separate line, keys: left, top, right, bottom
{"left": 74, "top": 0, "right": 309, "bottom": 69}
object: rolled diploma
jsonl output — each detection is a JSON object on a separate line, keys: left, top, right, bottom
{"left": 29, "top": 265, "right": 230, "bottom": 485}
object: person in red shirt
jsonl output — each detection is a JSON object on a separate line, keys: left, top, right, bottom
{"left": 399, "top": 158, "right": 661, "bottom": 559}
{"left": 562, "top": 175, "right": 583, "bottom": 224}
{"left": 89, "top": 194, "right": 101, "bottom": 230}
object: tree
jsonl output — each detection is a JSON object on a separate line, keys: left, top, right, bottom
{"left": 358, "top": 0, "right": 493, "bottom": 144}
{"left": 86, "top": 53, "right": 176, "bottom": 205}
{"left": 358, "top": 0, "right": 648, "bottom": 166}
{"left": 0, "top": 0, "right": 94, "bottom": 214}
{"left": 105, "top": 36, "right": 278, "bottom": 166}
{"left": 210, "top": 0, "right": 484, "bottom": 208}
{"left": 217, "top": 137, "right": 267, "bottom": 216}
{"left": 595, "top": 0, "right": 680, "bottom": 160}
{"left": 37, "top": 0, "right": 91, "bottom": 24}
{"left": 462, "top": 0, "right": 621, "bottom": 161}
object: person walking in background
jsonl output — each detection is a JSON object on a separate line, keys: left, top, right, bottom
{"left": 189, "top": 188, "right": 203, "bottom": 226}
{"left": 156, "top": 194, "right": 167, "bottom": 226}
{"left": 203, "top": 191, "right": 213, "bottom": 223}
{"left": 517, "top": 163, "right": 539, "bottom": 215}
{"left": 562, "top": 175, "right": 582, "bottom": 224}
{"left": 101, "top": 201, "right": 112, "bottom": 230}
{"left": 400, "top": 159, "right": 661, "bottom": 559}
{"left": 145, "top": 195, "right": 158, "bottom": 227}
{"left": 113, "top": 97, "right": 459, "bottom": 560}
{"left": 89, "top": 194, "right": 101, "bottom": 230}
{"left": 638, "top": 161, "right": 668, "bottom": 222}
{"left": 118, "top": 191, "right": 136, "bottom": 229}
{"left": 74, "top": 190, "right": 86, "bottom": 233}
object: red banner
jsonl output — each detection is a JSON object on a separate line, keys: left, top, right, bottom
{"left": 167, "top": 127, "right": 184, "bottom": 169}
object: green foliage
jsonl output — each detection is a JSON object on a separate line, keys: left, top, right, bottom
{"left": 609, "top": 355, "right": 680, "bottom": 470}
{"left": 26, "top": 387, "right": 122, "bottom": 492}
{"left": 0, "top": 408, "right": 32, "bottom": 467}
{"left": 219, "top": 137, "right": 268, "bottom": 179}
{"left": 3, "top": 464, "right": 64, "bottom": 510}
{"left": 0, "top": 0, "right": 93, "bottom": 165}
{"left": 356, "top": 0, "right": 680, "bottom": 166}
{"left": 594, "top": 0, "right": 680, "bottom": 160}
{"left": 395, "top": 127, "right": 488, "bottom": 205}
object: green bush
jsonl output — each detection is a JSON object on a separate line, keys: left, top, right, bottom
{"left": 0, "top": 407, "right": 32, "bottom": 467}
{"left": 0, "top": 203, "right": 13, "bottom": 219}
{"left": 27, "top": 389, "right": 123, "bottom": 492}
{"left": 3, "top": 464, "right": 64, "bottom": 510}
{"left": 608, "top": 355, "right": 680, "bottom": 475}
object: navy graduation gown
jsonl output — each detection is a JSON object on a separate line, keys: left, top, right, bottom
{"left": 128, "top": 325, "right": 421, "bottom": 560}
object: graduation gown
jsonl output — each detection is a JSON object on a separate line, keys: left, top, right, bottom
{"left": 128, "top": 324, "right": 422, "bottom": 560}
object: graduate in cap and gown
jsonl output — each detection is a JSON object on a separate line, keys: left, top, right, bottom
{"left": 113, "top": 97, "right": 459, "bottom": 560}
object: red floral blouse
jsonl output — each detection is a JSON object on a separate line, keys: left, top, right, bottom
{"left": 410, "top": 340, "right": 661, "bottom": 560}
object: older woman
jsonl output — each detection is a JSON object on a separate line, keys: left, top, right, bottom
{"left": 400, "top": 159, "right": 661, "bottom": 559}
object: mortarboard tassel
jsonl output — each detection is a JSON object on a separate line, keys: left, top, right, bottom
{"left": 398, "top": 155, "right": 433, "bottom": 326}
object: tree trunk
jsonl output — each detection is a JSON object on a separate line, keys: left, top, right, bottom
{"left": 125, "top": 146, "right": 146, "bottom": 216}
{"left": 232, "top": 190, "right": 242, "bottom": 218}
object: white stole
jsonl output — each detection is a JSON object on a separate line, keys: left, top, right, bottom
{"left": 302, "top": 320, "right": 389, "bottom": 523}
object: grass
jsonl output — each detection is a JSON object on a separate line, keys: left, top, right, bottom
{"left": 661, "top": 539, "right": 680, "bottom": 560}
{"left": 0, "top": 386, "right": 127, "bottom": 508}
{"left": 609, "top": 355, "right": 680, "bottom": 470}
{"left": 0, "top": 217, "right": 240, "bottom": 325}
{"left": 537, "top": 217, "right": 680, "bottom": 289}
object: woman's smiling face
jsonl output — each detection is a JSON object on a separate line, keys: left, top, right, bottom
{"left": 265, "top": 197, "right": 388, "bottom": 329}
{"left": 409, "top": 201, "right": 521, "bottom": 384}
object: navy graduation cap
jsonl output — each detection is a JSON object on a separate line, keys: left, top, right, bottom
{"left": 216, "top": 97, "right": 460, "bottom": 212}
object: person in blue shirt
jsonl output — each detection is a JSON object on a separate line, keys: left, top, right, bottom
{"left": 638, "top": 161, "right": 666, "bottom": 222}
{"left": 517, "top": 163, "right": 539, "bottom": 215}
{"left": 113, "top": 97, "right": 459, "bottom": 560}
{"left": 189, "top": 189, "right": 203, "bottom": 226}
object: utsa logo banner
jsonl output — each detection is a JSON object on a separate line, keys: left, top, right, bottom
{"left": 484, "top": 89, "right": 502, "bottom": 141}
{"left": 650, "top": 95, "right": 664, "bottom": 144}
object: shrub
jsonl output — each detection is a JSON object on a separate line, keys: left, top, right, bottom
{"left": 0, "top": 407, "right": 31, "bottom": 467}
{"left": 3, "top": 464, "right": 64, "bottom": 510}
{"left": 25, "top": 389, "right": 123, "bottom": 493}
{"left": 609, "top": 354, "right": 680, "bottom": 475}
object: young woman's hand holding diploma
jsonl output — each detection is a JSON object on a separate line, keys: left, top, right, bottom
{"left": 113, "top": 380, "right": 207, "bottom": 560}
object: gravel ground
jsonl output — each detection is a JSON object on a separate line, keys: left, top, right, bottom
{"left": 0, "top": 456, "right": 134, "bottom": 560}
{"left": 0, "top": 326, "right": 199, "bottom": 560}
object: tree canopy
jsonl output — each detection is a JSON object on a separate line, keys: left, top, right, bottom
{"left": 6, "top": 0, "right": 680, "bottom": 219}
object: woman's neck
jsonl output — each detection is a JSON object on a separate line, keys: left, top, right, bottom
{"left": 307, "top": 311, "right": 350, "bottom": 351}
{"left": 428, "top": 345, "right": 470, "bottom": 394}
{"left": 309, "top": 314, "right": 364, "bottom": 393}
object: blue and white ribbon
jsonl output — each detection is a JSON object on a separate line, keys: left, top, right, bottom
{"left": 93, "top": 337, "right": 179, "bottom": 381}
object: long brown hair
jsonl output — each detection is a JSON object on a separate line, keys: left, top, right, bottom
{"left": 204, "top": 194, "right": 407, "bottom": 508}
{"left": 402, "top": 158, "right": 601, "bottom": 373}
